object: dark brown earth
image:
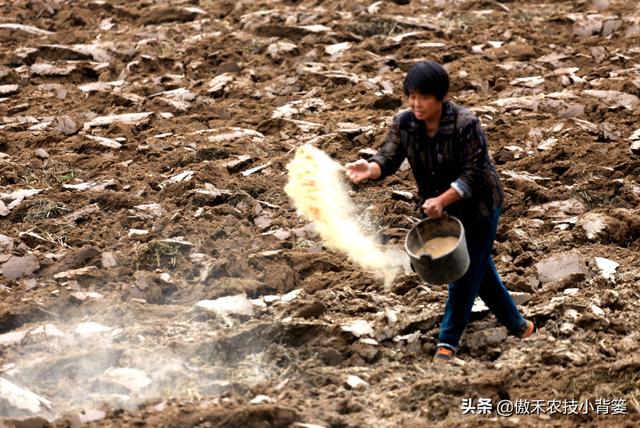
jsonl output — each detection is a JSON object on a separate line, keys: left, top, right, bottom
{"left": 1, "top": 0, "right": 640, "bottom": 427}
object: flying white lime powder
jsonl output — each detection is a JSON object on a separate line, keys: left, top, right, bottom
{"left": 285, "top": 144, "right": 405, "bottom": 287}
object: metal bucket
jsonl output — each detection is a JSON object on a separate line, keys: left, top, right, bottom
{"left": 404, "top": 215, "right": 470, "bottom": 284}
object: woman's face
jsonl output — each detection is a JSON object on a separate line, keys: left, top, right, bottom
{"left": 406, "top": 91, "right": 443, "bottom": 123}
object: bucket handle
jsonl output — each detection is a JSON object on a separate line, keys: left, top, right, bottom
{"left": 404, "top": 215, "right": 420, "bottom": 225}
{"left": 405, "top": 215, "right": 428, "bottom": 249}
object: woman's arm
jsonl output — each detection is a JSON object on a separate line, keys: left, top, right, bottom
{"left": 453, "top": 117, "right": 487, "bottom": 199}
{"left": 422, "top": 187, "right": 462, "bottom": 218}
{"left": 366, "top": 113, "right": 408, "bottom": 180}
{"left": 345, "top": 159, "right": 381, "bottom": 183}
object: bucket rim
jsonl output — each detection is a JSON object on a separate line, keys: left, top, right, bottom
{"left": 404, "top": 215, "right": 465, "bottom": 259}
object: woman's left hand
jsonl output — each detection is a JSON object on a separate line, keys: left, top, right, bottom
{"left": 422, "top": 197, "right": 444, "bottom": 218}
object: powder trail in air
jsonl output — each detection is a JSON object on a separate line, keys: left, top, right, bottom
{"left": 285, "top": 144, "right": 404, "bottom": 286}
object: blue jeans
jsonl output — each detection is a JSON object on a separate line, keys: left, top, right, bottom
{"left": 437, "top": 208, "right": 527, "bottom": 351}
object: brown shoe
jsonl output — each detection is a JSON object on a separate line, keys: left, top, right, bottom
{"left": 520, "top": 320, "right": 535, "bottom": 338}
{"left": 433, "top": 346, "right": 454, "bottom": 362}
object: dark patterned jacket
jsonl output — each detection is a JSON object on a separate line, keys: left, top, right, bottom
{"left": 369, "top": 101, "right": 503, "bottom": 225}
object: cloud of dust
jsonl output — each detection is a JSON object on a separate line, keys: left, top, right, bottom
{"left": 1, "top": 144, "right": 409, "bottom": 421}
{"left": 285, "top": 144, "right": 406, "bottom": 287}
{"left": 0, "top": 305, "right": 269, "bottom": 420}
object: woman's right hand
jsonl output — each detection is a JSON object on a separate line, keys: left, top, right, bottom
{"left": 345, "top": 159, "right": 372, "bottom": 184}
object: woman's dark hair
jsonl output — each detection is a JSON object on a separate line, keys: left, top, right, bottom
{"left": 403, "top": 61, "right": 450, "bottom": 100}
